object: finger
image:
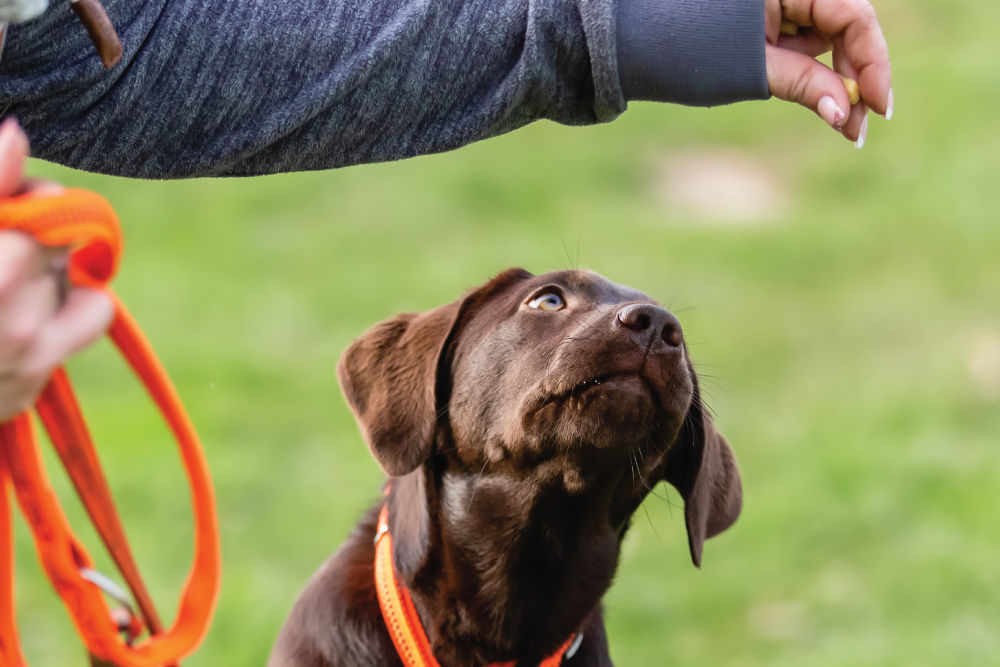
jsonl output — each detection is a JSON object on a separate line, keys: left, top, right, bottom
{"left": 0, "top": 118, "right": 29, "bottom": 199}
{"left": 833, "top": 41, "right": 867, "bottom": 144}
{"left": 765, "top": 0, "right": 783, "bottom": 44}
{"left": 847, "top": 105, "right": 869, "bottom": 148}
{"left": 766, "top": 43, "right": 851, "bottom": 131}
{"left": 20, "top": 178, "right": 66, "bottom": 197}
{"left": 776, "top": 30, "right": 833, "bottom": 58}
{"left": 0, "top": 231, "right": 39, "bottom": 292}
{"left": 839, "top": 100, "right": 868, "bottom": 145}
{"left": 779, "top": 0, "right": 815, "bottom": 27}
{"left": 0, "top": 373, "right": 48, "bottom": 421}
{"left": 812, "top": 0, "right": 892, "bottom": 116}
{"left": 21, "top": 288, "right": 113, "bottom": 377}
{"left": 0, "top": 273, "right": 61, "bottom": 366}
{"left": 0, "top": 232, "right": 70, "bottom": 295}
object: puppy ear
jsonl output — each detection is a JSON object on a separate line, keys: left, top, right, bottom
{"left": 337, "top": 305, "right": 459, "bottom": 476}
{"left": 337, "top": 267, "right": 534, "bottom": 476}
{"left": 663, "top": 382, "right": 742, "bottom": 568}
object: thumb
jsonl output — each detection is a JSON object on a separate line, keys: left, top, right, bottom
{"left": 0, "top": 118, "right": 29, "bottom": 198}
{"left": 766, "top": 44, "right": 852, "bottom": 131}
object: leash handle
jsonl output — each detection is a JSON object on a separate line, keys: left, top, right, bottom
{"left": 0, "top": 189, "right": 220, "bottom": 667}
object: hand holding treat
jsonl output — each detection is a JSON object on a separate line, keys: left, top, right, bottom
{"left": 764, "top": 0, "right": 893, "bottom": 147}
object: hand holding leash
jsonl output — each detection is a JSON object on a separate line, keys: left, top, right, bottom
{"left": 0, "top": 119, "right": 113, "bottom": 423}
{"left": 0, "top": 119, "right": 221, "bottom": 666}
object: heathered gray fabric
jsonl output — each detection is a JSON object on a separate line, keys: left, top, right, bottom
{"left": 0, "top": 0, "right": 767, "bottom": 178}
{"left": 617, "top": 0, "right": 766, "bottom": 104}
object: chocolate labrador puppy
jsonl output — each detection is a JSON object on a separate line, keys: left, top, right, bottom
{"left": 270, "top": 268, "right": 741, "bottom": 667}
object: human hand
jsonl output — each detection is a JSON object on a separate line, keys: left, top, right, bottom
{"left": 0, "top": 119, "right": 113, "bottom": 422}
{"left": 765, "top": 0, "right": 892, "bottom": 147}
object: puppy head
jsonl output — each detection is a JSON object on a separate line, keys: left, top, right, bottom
{"left": 337, "top": 268, "right": 741, "bottom": 565}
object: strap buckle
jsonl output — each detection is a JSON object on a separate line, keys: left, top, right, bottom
{"left": 564, "top": 631, "right": 584, "bottom": 660}
{"left": 79, "top": 568, "right": 143, "bottom": 645}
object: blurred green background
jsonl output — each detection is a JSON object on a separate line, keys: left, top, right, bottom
{"left": 10, "top": 0, "right": 999, "bottom": 663}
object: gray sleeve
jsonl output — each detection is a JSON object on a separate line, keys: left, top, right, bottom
{"left": 0, "top": 0, "right": 766, "bottom": 178}
{"left": 617, "top": 0, "right": 768, "bottom": 105}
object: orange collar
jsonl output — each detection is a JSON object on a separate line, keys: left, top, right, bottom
{"left": 374, "top": 503, "right": 582, "bottom": 667}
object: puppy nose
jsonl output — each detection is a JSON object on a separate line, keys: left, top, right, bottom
{"left": 615, "top": 303, "right": 683, "bottom": 348}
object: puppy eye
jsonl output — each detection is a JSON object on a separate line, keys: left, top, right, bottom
{"left": 528, "top": 291, "right": 565, "bottom": 311}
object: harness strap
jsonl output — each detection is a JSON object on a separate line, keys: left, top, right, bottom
{"left": 0, "top": 189, "right": 220, "bottom": 666}
{"left": 373, "top": 503, "right": 578, "bottom": 667}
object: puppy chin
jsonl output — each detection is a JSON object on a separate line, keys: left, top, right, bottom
{"left": 519, "top": 378, "right": 659, "bottom": 450}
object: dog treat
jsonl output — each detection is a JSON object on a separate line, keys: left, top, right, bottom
{"left": 841, "top": 76, "right": 861, "bottom": 106}
{"left": 779, "top": 20, "right": 799, "bottom": 36}
{"left": 69, "top": 0, "right": 121, "bottom": 68}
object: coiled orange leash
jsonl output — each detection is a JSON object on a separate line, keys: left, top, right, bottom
{"left": 0, "top": 189, "right": 220, "bottom": 666}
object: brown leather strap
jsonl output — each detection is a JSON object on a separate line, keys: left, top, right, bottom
{"left": 69, "top": 0, "right": 122, "bottom": 68}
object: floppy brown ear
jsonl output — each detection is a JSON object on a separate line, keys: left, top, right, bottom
{"left": 337, "top": 305, "right": 459, "bottom": 476}
{"left": 663, "top": 382, "right": 742, "bottom": 568}
{"left": 337, "top": 267, "right": 533, "bottom": 476}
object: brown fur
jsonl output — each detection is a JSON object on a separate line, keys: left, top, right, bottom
{"left": 269, "top": 268, "right": 741, "bottom": 667}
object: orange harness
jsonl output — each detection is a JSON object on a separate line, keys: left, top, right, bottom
{"left": 374, "top": 503, "right": 582, "bottom": 667}
{"left": 0, "top": 189, "right": 220, "bottom": 666}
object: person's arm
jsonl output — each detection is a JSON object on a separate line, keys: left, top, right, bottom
{"left": 0, "top": 0, "right": 765, "bottom": 178}
{"left": 0, "top": 0, "right": 887, "bottom": 179}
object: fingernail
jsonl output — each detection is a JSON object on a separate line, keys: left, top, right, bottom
{"left": 818, "top": 96, "right": 846, "bottom": 129}
{"left": 855, "top": 114, "right": 869, "bottom": 149}
{"left": 885, "top": 88, "right": 894, "bottom": 120}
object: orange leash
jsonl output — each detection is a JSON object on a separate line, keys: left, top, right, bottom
{"left": 374, "top": 502, "right": 579, "bottom": 667}
{"left": 0, "top": 189, "right": 221, "bottom": 666}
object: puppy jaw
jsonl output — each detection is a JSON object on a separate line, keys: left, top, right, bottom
{"left": 514, "top": 341, "right": 694, "bottom": 455}
{"left": 505, "top": 303, "right": 693, "bottom": 454}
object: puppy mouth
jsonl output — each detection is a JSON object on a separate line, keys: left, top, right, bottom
{"left": 551, "top": 372, "right": 651, "bottom": 404}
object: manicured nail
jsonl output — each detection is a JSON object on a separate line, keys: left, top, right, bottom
{"left": 855, "top": 114, "right": 869, "bottom": 149}
{"left": 818, "top": 96, "right": 846, "bottom": 129}
{"left": 885, "top": 88, "right": 894, "bottom": 120}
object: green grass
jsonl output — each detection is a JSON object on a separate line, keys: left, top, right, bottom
{"left": 9, "top": 0, "right": 1000, "bottom": 663}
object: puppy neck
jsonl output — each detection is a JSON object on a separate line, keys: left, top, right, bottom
{"left": 386, "top": 461, "right": 624, "bottom": 665}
